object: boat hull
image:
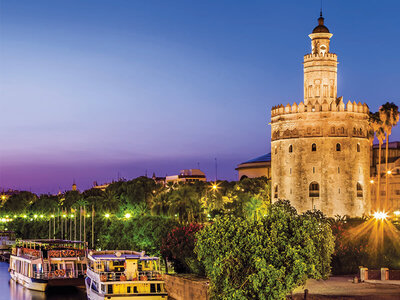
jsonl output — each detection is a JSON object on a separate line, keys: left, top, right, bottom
{"left": 10, "top": 269, "right": 85, "bottom": 292}
{"left": 85, "top": 280, "right": 168, "bottom": 300}
{"left": 10, "top": 270, "right": 47, "bottom": 292}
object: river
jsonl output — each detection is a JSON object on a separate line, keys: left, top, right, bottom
{"left": 0, "top": 262, "right": 87, "bottom": 300}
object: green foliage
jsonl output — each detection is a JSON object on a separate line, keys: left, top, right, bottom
{"left": 161, "top": 223, "right": 204, "bottom": 275}
{"left": 97, "top": 215, "right": 179, "bottom": 256}
{"left": 195, "top": 200, "right": 335, "bottom": 300}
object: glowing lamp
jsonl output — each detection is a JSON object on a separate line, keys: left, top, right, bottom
{"left": 40, "top": 215, "right": 44, "bottom": 218}
{"left": 125, "top": 213, "right": 131, "bottom": 219}
{"left": 394, "top": 211, "right": 400, "bottom": 216}
{"left": 34, "top": 214, "right": 38, "bottom": 218}
{"left": 373, "top": 211, "right": 388, "bottom": 221}
{"left": 104, "top": 213, "right": 110, "bottom": 218}
{"left": 370, "top": 180, "right": 374, "bottom": 184}
{"left": 51, "top": 214, "right": 55, "bottom": 218}
{"left": 387, "top": 170, "right": 392, "bottom": 175}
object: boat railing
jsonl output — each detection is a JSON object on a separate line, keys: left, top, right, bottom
{"left": 93, "top": 269, "right": 163, "bottom": 282}
{"left": 32, "top": 269, "right": 86, "bottom": 280}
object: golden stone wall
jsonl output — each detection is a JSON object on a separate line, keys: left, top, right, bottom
{"left": 271, "top": 103, "right": 371, "bottom": 216}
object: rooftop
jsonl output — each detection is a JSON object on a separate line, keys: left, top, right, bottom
{"left": 242, "top": 153, "right": 271, "bottom": 164}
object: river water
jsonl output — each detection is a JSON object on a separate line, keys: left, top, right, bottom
{"left": 0, "top": 262, "right": 87, "bottom": 300}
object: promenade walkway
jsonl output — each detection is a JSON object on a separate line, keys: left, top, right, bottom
{"left": 292, "top": 276, "right": 400, "bottom": 299}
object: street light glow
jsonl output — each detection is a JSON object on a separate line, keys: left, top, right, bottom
{"left": 387, "top": 170, "right": 392, "bottom": 175}
{"left": 370, "top": 180, "right": 374, "bottom": 184}
{"left": 394, "top": 211, "right": 400, "bottom": 216}
{"left": 373, "top": 211, "right": 388, "bottom": 221}
{"left": 105, "top": 213, "right": 110, "bottom": 218}
{"left": 125, "top": 213, "right": 131, "bottom": 219}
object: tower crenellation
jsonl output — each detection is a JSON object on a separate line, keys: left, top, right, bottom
{"left": 270, "top": 13, "right": 371, "bottom": 217}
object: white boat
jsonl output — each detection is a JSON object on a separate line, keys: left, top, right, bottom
{"left": 9, "top": 239, "right": 87, "bottom": 291}
{"left": 86, "top": 250, "right": 168, "bottom": 300}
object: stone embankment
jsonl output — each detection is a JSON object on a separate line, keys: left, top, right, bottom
{"left": 164, "top": 274, "right": 209, "bottom": 300}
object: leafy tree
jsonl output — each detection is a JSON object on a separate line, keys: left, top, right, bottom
{"left": 2, "top": 191, "right": 37, "bottom": 214}
{"left": 195, "top": 200, "right": 335, "bottom": 300}
{"left": 161, "top": 223, "right": 204, "bottom": 274}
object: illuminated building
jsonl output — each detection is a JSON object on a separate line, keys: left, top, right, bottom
{"left": 235, "top": 154, "right": 271, "bottom": 180}
{"left": 370, "top": 141, "right": 400, "bottom": 211}
{"left": 165, "top": 169, "right": 206, "bottom": 184}
{"left": 270, "top": 13, "right": 370, "bottom": 216}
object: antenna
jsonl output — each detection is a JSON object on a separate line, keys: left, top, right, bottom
{"left": 215, "top": 158, "right": 218, "bottom": 182}
{"left": 320, "top": 0, "right": 323, "bottom": 17}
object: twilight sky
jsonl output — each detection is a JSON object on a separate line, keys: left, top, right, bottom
{"left": 0, "top": 0, "right": 399, "bottom": 194}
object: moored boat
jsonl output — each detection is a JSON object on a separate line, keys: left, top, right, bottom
{"left": 86, "top": 250, "right": 168, "bottom": 300}
{"left": 9, "top": 239, "right": 87, "bottom": 291}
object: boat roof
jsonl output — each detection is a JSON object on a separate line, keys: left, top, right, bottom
{"left": 17, "top": 239, "right": 87, "bottom": 249}
{"left": 88, "top": 250, "right": 159, "bottom": 261}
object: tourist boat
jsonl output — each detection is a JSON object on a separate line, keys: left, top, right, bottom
{"left": 85, "top": 250, "right": 168, "bottom": 300}
{"left": 0, "top": 230, "right": 15, "bottom": 252}
{"left": 9, "top": 239, "right": 87, "bottom": 291}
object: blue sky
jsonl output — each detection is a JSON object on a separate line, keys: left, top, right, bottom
{"left": 0, "top": 0, "right": 399, "bottom": 193}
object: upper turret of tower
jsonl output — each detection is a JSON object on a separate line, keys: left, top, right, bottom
{"left": 303, "top": 13, "right": 337, "bottom": 105}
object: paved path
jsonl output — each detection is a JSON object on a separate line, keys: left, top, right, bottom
{"left": 292, "top": 276, "right": 400, "bottom": 299}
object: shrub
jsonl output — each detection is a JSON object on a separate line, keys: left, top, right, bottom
{"left": 195, "top": 200, "right": 335, "bottom": 299}
{"left": 161, "top": 223, "right": 204, "bottom": 275}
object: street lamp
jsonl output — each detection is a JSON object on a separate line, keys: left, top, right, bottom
{"left": 373, "top": 211, "right": 388, "bottom": 221}
{"left": 104, "top": 213, "right": 110, "bottom": 218}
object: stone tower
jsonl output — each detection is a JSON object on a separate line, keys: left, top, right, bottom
{"left": 270, "top": 14, "right": 371, "bottom": 217}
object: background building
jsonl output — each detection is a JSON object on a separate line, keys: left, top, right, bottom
{"left": 164, "top": 169, "right": 206, "bottom": 184}
{"left": 270, "top": 14, "right": 371, "bottom": 217}
{"left": 236, "top": 154, "right": 271, "bottom": 180}
{"left": 370, "top": 141, "right": 400, "bottom": 211}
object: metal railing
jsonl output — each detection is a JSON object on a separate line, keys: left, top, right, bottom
{"left": 89, "top": 268, "right": 163, "bottom": 282}
{"left": 33, "top": 269, "right": 86, "bottom": 280}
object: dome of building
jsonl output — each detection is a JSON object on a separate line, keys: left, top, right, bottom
{"left": 312, "top": 16, "right": 329, "bottom": 33}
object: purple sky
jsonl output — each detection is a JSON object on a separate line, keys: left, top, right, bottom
{"left": 0, "top": 1, "right": 399, "bottom": 194}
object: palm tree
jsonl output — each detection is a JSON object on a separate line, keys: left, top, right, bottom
{"left": 379, "top": 102, "right": 400, "bottom": 209}
{"left": 370, "top": 112, "right": 384, "bottom": 210}
{"left": 169, "top": 186, "right": 201, "bottom": 223}
{"left": 150, "top": 192, "right": 170, "bottom": 216}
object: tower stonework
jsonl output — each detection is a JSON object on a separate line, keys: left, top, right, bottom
{"left": 270, "top": 15, "right": 371, "bottom": 217}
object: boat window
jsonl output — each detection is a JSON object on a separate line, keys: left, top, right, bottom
{"left": 150, "top": 284, "right": 156, "bottom": 293}
{"left": 134, "top": 286, "right": 138, "bottom": 293}
{"left": 107, "top": 284, "right": 113, "bottom": 294}
{"left": 91, "top": 282, "right": 98, "bottom": 292}
{"left": 127, "top": 286, "right": 131, "bottom": 293}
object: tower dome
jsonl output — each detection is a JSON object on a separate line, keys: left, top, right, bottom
{"left": 312, "top": 14, "right": 330, "bottom": 33}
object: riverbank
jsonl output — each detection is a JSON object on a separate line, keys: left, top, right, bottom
{"left": 292, "top": 276, "right": 400, "bottom": 299}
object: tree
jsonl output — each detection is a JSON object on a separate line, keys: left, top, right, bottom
{"left": 169, "top": 186, "right": 202, "bottom": 223}
{"left": 2, "top": 191, "right": 37, "bottom": 214}
{"left": 379, "top": 102, "right": 399, "bottom": 209}
{"left": 370, "top": 111, "right": 385, "bottom": 210}
{"left": 150, "top": 192, "right": 171, "bottom": 216}
{"left": 195, "top": 200, "right": 335, "bottom": 300}
{"left": 161, "top": 223, "right": 204, "bottom": 274}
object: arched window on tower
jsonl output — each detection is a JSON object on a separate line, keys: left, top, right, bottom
{"left": 357, "top": 182, "right": 363, "bottom": 198}
{"left": 357, "top": 144, "right": 360, "bottom": 152}
{"left": 312, "top": 143, "right": 317, "bottom": 152}
{"left": 274, "top": 185, "right": 278, "bottom": 199}
{"left": 289, "top": 145, "right": 293, "bottom": 153}
{"left": 309, "top": 182, "right": 320, "bottom": 197}
{"left": 336, "top": 143, "right": 341, "bottom": 151}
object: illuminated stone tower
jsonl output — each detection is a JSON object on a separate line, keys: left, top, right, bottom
{"left": 304, "top": 13, "right": 338, "bottom": 105}
{"left": 270, "top": 14, "right": 371, "bottom": 217}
